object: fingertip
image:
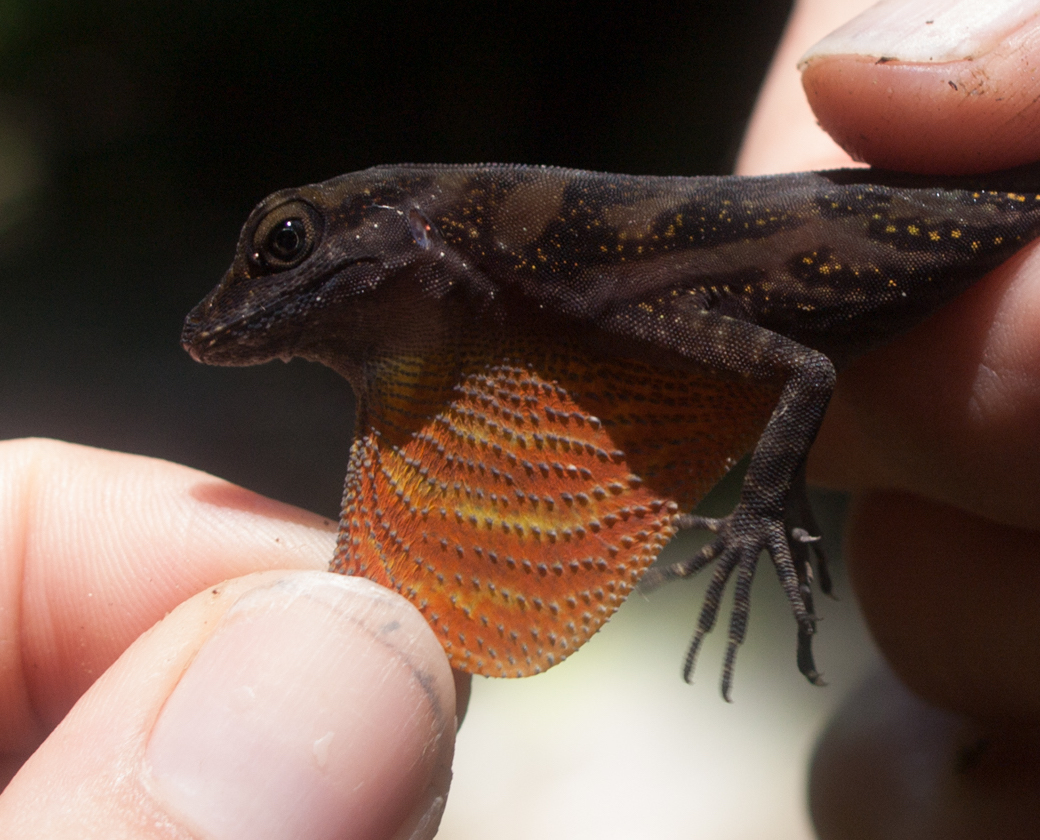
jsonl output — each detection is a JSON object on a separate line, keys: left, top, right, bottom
{"left": 800, "top": 2, "right": 1040, "bottom": 172}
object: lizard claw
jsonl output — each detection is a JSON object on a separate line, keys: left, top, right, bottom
{"left": 798, "top": 622, "right": 825, "bottom": 687}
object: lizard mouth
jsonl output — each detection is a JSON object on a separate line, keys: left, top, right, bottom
{"left": 181, "top": 256, "right": 383, "bottom": 365}
{"left": 180, "top": 315, "right": 309, "bottom": 366}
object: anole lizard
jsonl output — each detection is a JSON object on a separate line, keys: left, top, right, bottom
{"left": 182, "top": 163, "right": 1040, "bottom": 698}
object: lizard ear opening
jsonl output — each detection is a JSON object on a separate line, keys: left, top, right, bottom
{"left": 249, "top": 199, "right": 323, "bottom": 272}
{"left": 408, "top": 208, "right": 436, "bottom": 250}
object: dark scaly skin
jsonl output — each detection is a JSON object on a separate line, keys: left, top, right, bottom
{"left": 182, "top": 163, "right": 1040, "bottom": 698}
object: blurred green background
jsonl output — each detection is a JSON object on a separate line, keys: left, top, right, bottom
{"left": 0, "top": 0, "right": 793, "bottom": 517}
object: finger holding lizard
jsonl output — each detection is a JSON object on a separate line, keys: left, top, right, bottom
{"left": 741, "top": 0, "right": 1040, "bottom": 837}
{"left": 0, "top": 439, "right": 460, "bottom": 840}
{"left": 804, "top": 0, "right": 1040, "bottom": 718}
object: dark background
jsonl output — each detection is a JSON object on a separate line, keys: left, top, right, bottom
{"left": 0, "top": 0, "right": 793, "bottom": 518}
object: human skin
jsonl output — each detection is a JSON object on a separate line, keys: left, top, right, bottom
{"left": 0, "top": 439, "right": 466, "bottom": 839}
{"left": 738, "top": 0, "right": 1040, "bottom": 836}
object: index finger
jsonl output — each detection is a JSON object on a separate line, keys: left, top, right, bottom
{"left": 0, "top": 438, "right": 333, "bottom": 741}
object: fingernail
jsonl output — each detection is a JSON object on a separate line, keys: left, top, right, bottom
{"left": 801, "top": 0, "right": 1040, "bottom": 66}
{"left": 145, "top": 573, "right": 455, "bottom": 840}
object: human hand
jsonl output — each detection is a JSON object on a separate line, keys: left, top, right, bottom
{"left": 739, "top": 0, "right": 1040, "bottom": 836}
{"left": 0, "top": 438, "right": 464, "bottom": 839}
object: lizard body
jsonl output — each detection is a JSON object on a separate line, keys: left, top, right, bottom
{"left": 182, "top": 163, "right": 1040, "bottom": 697}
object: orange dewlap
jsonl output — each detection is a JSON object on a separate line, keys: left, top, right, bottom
{"left": 332, "top": 334, "right": 781, "bottom": 676}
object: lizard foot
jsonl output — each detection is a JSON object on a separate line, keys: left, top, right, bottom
{"left": 641, "top": 503, "right": 825, "bottom": 700}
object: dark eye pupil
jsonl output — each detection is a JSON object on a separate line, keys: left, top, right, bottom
{"left": 267, "top": 218, "right": 307, "bottom": 261}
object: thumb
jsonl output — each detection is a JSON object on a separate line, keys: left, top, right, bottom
{"left": 0, "top": 571, "right": 457, "bottom": 840}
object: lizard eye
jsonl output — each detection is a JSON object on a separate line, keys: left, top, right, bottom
{"left": 268, "top": 219, "right": 308, "bottom": 261}
{"left": 251, "top": 200, "right": 323, "bottom": 271}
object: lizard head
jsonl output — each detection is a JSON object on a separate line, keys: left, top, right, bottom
{"left": 181, "top": 166, "right": 478, "bottom": 381}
